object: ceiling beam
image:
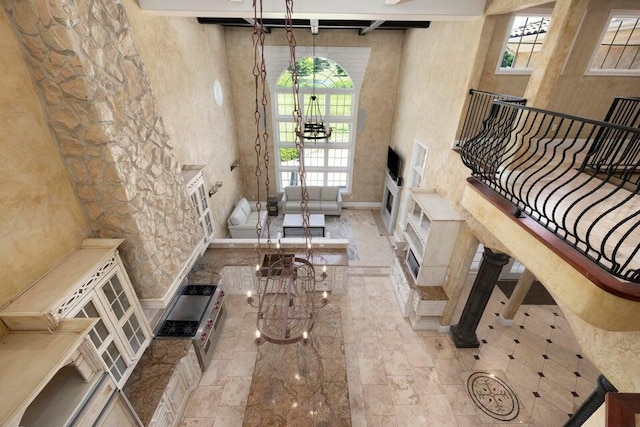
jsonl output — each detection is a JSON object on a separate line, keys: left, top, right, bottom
{"left": 243, "top": 17, "right": 271, "bottom": 33}
{"left": 484, "top": 0, "right": 555, "bottom": 16}
{"left": 359, "top": 20, "right": 386, "bottom": 35}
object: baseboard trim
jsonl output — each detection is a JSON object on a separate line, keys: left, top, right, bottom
{"left": 343, "top": 202, "right": 382, "bottom": 209}
{"left": 140, "top": 237, "right": 207, "bottom": 309}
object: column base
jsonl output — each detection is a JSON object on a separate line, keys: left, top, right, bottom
{"left": 450, "top": 324, "right": 480, "bottom": 348}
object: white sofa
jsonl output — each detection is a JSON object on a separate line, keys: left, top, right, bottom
{"left": 227, "top": 197, "right": 268, "bottom": 238}
{"left": 281, "top": 186, "right": 342, "bottom": 215}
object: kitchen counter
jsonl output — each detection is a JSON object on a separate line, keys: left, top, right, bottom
{"left": 123, "top": 339, "right": 192, "bottom": 426}
{"left": 188, "top": 246, "right": 349, "bottom": 285}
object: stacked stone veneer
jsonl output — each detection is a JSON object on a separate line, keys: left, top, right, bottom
{"left": 3, "top": 0, "right": 202, "bottom": 299}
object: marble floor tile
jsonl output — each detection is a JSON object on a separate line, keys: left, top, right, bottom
{"left": 183, "top": 386, "right": 223, "bottom": 418}
{"left": 212, "top": 337, "right": 239, "bottom": 360}
{"left": 393, "top": 404, "right": 428, "bottom": 427}
{"left": 226, "top": 351, "right": 257, "bottom": 377}
{"left": 423, "top": 335, "right": 457, "bottom": 359}
{"left": 200, "top": 359, "right": 230, "bottom": 386}
{"left": 365, "top": 414, "right": 398, "bottom": 426}
{"left": 387, "top": 375, "right": 421, "bottom": 405}
{"left": 523, "top": 316, "right": 553, "bottom": 339}
{"left": 531, "top": 397, "right": 572, "bottom": 426}
{"left": 443, "top": 384, "right": 478, "bottom": 416}
{"left": 382, "top": 350, "right": 413, "bottom": 376}
{"left": 362, "top": 384, "right": 395, "bottom": 416}
{"left": 220, "top": 377, "right": 252, "bottom": 406}
{"left": 403, "top": 342, "right": 435, "bottom": 367}
{"left": 212, "top": 406, "right": 246, "bottom": 427}
{"left": 356, "top": 335, "right": 383, "bottom": 359}
{"left": 517, "top": 329, "right": 550, "bottom": 354}
{"left": 180, "top": 417, "right": 215, "bottom": 427}
{"left": 542, "top": 359, "right": 578, "bottom": 392}
{"left": 455, "top": 414, "right": 483, "bottom": 427}
{"left": 486, "top": 328, "right": 518, "bottom": 354}
{"left": 420, "top": 394, "right": 459, "bottom": 427}
{"left": 512, "top": 342, "right": 545, "bottom": 372}
{"left": 475, "top": 343, "right": 512, "bottom": 371}
{"left": 546, "top": 342, "right": 580, "bottom": 372}
{"left": 506, "top": 359, "right": 541, "bottom": 391}
{"left": 537, "top": 377, "right": 575, "bottom": 414}
{"left": 359, "top": 358, "right": 388, "bottom": 385}
{"left": 410, "top": 366, "right": 444, "bottom": 395}
{"left": 378, "top": 329, "right": 406, "bottom": 352}
{"left": 433, "top": 358, "right": 464, "bottom": 385}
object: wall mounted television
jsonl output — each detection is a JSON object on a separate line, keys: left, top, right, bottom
{"left": 387, "top": 146, "right": 402, "bottom": 182}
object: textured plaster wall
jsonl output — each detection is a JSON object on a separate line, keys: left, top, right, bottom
{"left": 224, "top": 28, "right": 404, "bottom": 203}
{"left": 390, "top": 20, "right": 490, "bottom": 315}
{"left": 123, "top": 3, "right": 243, "bottom": 237}
{"left": 547, "top": 0, "right": 640, "bottom": 119}
{"left": 0, "top": 9, "right": 88, "bottom": 309}
{"left": 479, "top": 0, "right": 640, "bottom": 118}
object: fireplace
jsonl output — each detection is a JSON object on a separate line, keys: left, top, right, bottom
{"left": 381, "top": 171, "right": 401, "bottom": 233}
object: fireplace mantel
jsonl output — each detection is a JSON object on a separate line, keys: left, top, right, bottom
{"left": 381, "top": 171, "right": 401, "bottom": 233}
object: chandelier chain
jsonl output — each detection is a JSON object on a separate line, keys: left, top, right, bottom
{"left": 285, "top": 0, "right": 313, "bottom": 258}
{"left": 252, "top": 0, "right": 271, "bottom": 252}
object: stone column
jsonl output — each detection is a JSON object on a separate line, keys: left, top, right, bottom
{"left": 498, "top": 268, "right": 535, "bottom": 326}
{"left": 450, "top": 247, "right": 510, "bottom": 348}
{"left": 564, "top": 375, "right": 617, "bottom": 427}
{"left": 3, "top": 0, "right": 202, "bottom": 299}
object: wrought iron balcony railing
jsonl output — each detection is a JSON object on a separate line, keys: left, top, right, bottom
{"left": 459, "top": 97, "right": 640, "bottom": 283}
{"left": 456, "top": 89, "right": 526, "bottom": 149}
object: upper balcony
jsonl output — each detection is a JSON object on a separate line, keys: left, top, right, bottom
{"left": 458, "top": 91, "right": 640, "bottom": 300}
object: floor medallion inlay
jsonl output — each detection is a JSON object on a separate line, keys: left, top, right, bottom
{"left": 467, "top": 371, "right": 520, "bottom": 421}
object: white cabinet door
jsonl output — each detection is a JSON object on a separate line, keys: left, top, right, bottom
{"left": 94, "top": 392, "right": 142, "bottom": 427}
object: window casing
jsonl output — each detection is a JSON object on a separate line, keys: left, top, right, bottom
{"left": 273, "top": 60, "right": 357, "bottom": 193}
{"left": 587, "top": 12, "right": 640, "bottom": 75}
{"left": 497, "top": 13, "right": 552, "bottom": 74}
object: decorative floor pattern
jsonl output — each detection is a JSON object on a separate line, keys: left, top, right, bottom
{"left": 467, "top": 372, "right": 520, "bottom": 422}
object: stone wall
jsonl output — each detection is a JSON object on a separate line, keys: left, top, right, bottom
{"left": 3, "top": 0, "right": 202, "bottom": 299}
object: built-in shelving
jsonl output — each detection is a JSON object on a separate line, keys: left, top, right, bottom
{"left": 403, "top": 188, "right": 463, "bottom": 286}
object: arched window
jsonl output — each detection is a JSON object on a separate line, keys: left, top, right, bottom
{"left": 273, "top": 56, "right": 356, "bottom": 192}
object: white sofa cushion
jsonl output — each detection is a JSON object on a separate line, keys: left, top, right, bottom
{"left": 228, "top": 205, "right": 247, "bottom": 226}
{"left": 307, "top": 187, "right": 321, "bottom": 200}
{"left": 321, "top": 186, "right": 339, "bottom": 201}
{"left": 237, "top": 197, "right": 251, "bottom": 216}
{"left": 285, "top": 186, "right": 302, "bottom": 201}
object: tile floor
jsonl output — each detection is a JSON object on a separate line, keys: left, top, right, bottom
{"left": 179, "top": 210, "right": 601, "bottom": 426}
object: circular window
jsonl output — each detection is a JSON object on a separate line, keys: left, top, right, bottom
{"left": 214, "top": 80, "right": 223, "bottom": 106}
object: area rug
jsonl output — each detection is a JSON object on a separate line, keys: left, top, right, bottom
{"left": 261, "top": 214, "right": 359, "bottom": 261}
{"left": 496, "top": 280, "right": 557, "bottom": 305}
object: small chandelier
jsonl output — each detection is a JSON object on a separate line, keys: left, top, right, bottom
{"left": 248, "top": 0, "right": 327, "bottom": 345}
{"left": 299, "top": 34, "right": 332, "bottom": 141}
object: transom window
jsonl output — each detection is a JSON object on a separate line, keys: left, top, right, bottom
{"left": 274, "top": 57, "right": 356, "bottom": 192}
{"left": 498, "top": 14, "right": 551, "bottom": 73}
{"left": 589, "top": 13, "right": 640, "bottom": 74}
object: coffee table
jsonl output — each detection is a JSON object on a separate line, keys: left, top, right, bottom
{"left": 283, "top": 213, "right": 325, "bottom": 237}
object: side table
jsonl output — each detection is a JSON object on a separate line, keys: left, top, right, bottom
{"left": 267, "top": 196, "right": 279, "bottom": 217}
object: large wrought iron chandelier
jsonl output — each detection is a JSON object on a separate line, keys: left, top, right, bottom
{"left": 300, "top": 34, "right": 332, "bottom": 141}
{"left": 248, "top": 0, "right": 327, "bottom": 345}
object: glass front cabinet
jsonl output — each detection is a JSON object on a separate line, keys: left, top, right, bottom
{"left": 0, "top": 239, "right": 152, "bottom": 389}
{"left": 182, "top": 166, "right": 215, "bottom": 244}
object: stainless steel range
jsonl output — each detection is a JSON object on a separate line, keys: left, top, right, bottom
{"left": 155, "top": 282, "right": 226, "bottom": 370}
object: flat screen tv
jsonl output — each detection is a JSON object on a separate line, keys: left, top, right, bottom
{"left": 387, "top": 146, "right": 402, "bottom": 182}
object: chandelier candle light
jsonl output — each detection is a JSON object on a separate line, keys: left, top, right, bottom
{"left": 299, "top": 34, "right": 332, "bottom": 141}
{"left": 247, "top": 0, "right": 328, "bottom": 346}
